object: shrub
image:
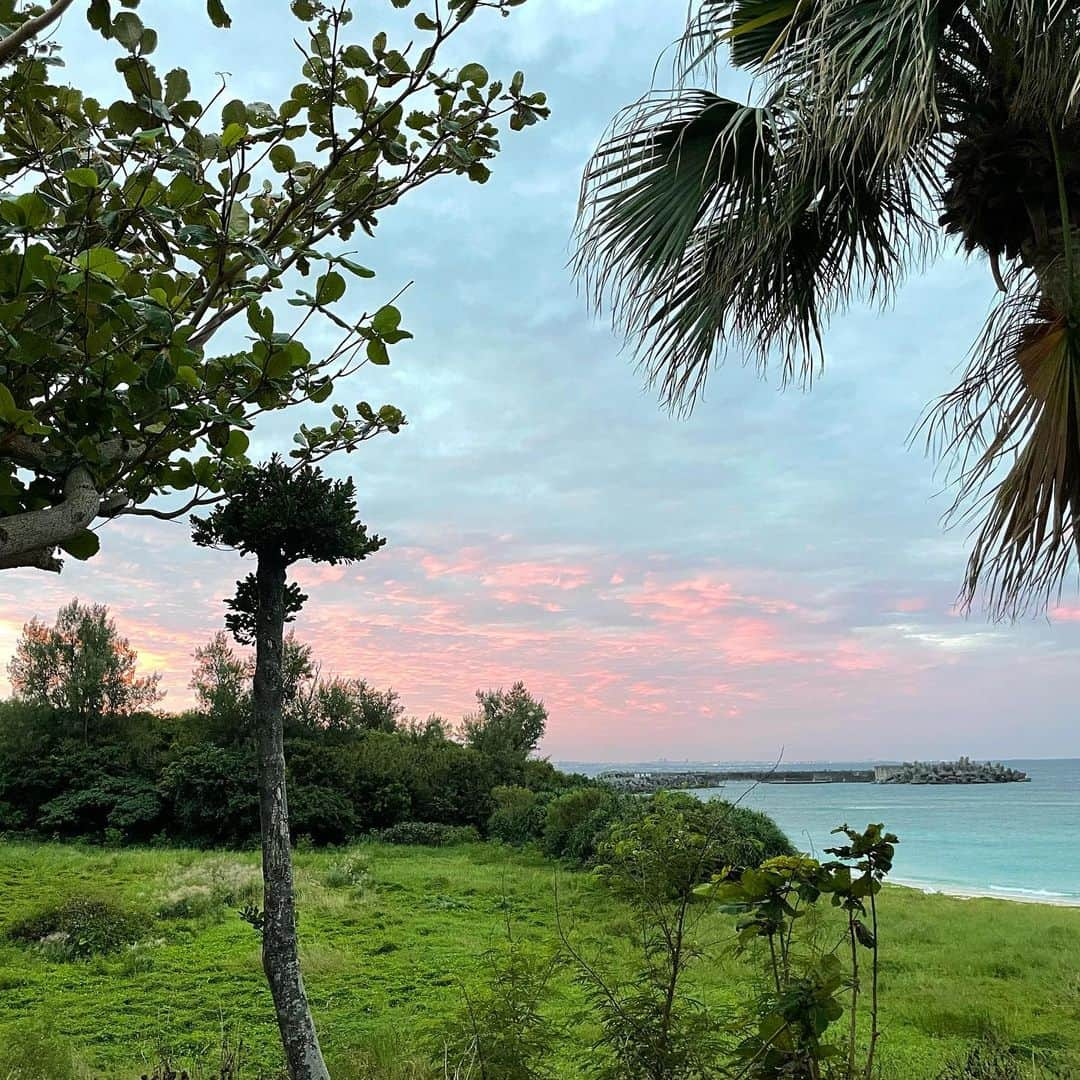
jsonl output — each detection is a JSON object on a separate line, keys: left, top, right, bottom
{"left": 543, "top": 787, "right": 621, "bottom": 862}
{"left": 288, "top": 784, "right": 360, "bottom": 846}
{"left": 37, "top": 772, "right": 161, "bottom": 841}
{"left": 159, "top": 745, "right": 259, "bottom": 847}
{"left": 6, "top": 896, "right": 147, "bottom": 959}
{"left": 488, "top": 786, "right": 545, "bottom": 846}
{"left": 377, "top": 822, "right": 480, "bottom": 846}
{"left": 453, "top": 935, "right": 560, "bottom": 1080}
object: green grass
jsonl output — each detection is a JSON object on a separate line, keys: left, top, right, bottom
{"left": 0, "top": 841, "right": 1078, "bottom": 1078}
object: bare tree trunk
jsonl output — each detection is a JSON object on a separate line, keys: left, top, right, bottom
{"left": 253, "top": 555, "right": 331, "bottom": 1080}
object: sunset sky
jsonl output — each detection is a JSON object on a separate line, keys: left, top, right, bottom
{"left": 2, "top": 0, "right": 1078, "bottom": 763}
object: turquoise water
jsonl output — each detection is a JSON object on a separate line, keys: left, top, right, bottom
{"left": 566, "top": 759, "right": 1080, "bottom": 902}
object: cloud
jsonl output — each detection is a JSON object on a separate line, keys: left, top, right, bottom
{"left": 2, "top": 0, "right": 1077, "bottom": 761}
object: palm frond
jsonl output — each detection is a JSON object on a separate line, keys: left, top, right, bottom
{"left": 922, "top": 271, "right": 1080, "bottom": 616}
{"left": 781, "top": 0, "right": 955, "bottom": 167}
{"left": 576, "top": 88, "right": 933, "bottom": 409}
{"left": 677, "top": 0, "right": 814, "bottom": 76}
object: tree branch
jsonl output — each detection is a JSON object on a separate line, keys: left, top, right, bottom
{"left": 0, "top": 0, "right": 77, "bottom": 66}
{"left": 0, "top": 464, "right": 99, "bottom": 572}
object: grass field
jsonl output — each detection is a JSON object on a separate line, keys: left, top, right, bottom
{"left": 0, "top": 841, "right": 1078, "bottom": 1079}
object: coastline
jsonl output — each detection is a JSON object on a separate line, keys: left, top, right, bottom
{"left": 889, "top": 878, "right": 1080, "bottom": 908}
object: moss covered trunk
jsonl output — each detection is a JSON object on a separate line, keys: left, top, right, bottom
{"left": 253, "top": 554, "right": 330, "bottom": 1080}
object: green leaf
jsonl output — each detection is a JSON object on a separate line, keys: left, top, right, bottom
{"left": 458, "top": 62, "right": 488, "bottom": 87}
{"left": 221, "top": 122, "right": 247, "bottom": 148}
{"left": 73, "top": 247, "right": 125, "bottom": 280}
{"left": 372, "top": 305, "right": 401, "bottom": 334}
{"left": 338, "top": 258, "right": 375, "bottom": 278}
{"left": 344, "top": 79, "right": 369, "bottom": 112}
{"left": 315, "top": 271, "right": 345, "bottom": 305}
{"left": 164, "top": 67, "right": 191, "bottom": 105}
{"left": 207, "top": 0, "right": 232, "bottom": 27}
{"left": 0, "top": 383, "right": 19, "bottom": 422}
{"left": 65, "top": 168, "right": 101, "bottom": 189}
{"left": 223, "top": 428, "right": 249, "bottom": 458}
{"left": 247, "top": 303, "right": 274, "bottom": 338}
{"left": 112, "top": 11, "right": 144, "bottom": 49}
{"left": 60, "top": 529, "right": 101, "bottom": 561}
{"left": 166, "top": 173, "right": 202, "bottom": 209}
{"left": 366, "top": 338, "right": 389, "bottom": 365}
{"left": 309, "top": 380, "right": 333, "bottom": 403}
{"left": 414, "top": 12, "right": 437, "bottom": 30}
{"left": 175, "top": 365, "right": 200, "bottom": 388}
{"left": 87, "top": 0, "right": 113, "bottom": 34}
{"left": 269, "top": 144, "right": 296, "bottom": 173}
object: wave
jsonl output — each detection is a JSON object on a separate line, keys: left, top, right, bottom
{"left": 892, "top": 875, "right": 1080, "bottom": 905}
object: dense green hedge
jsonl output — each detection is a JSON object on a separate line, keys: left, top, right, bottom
{"left": 0, "top": 700, "right": 793, "bottom": 870}
{"left": 0, "top": 700, "right": 558, "bottom": 848}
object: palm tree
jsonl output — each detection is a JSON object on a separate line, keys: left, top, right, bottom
{"left": 575, "top": 0, "right": 1080, "bottom": 616}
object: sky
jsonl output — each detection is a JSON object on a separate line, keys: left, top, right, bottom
{"left": 1, "top": 0, "right": 1079, "bottom": 763}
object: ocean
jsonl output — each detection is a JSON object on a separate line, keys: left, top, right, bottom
{"left": 559, "top": 758, "right": 1080, "bottom": 904}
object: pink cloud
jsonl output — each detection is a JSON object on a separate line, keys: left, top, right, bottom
{"left": 6, "top": 527, "right": 1067, "bottom": 760}
{"left": 1050, "top": 605, "right": 1080, "bottom": 622}
{"left": 893, "top": 596, "right": 928, "bottom": 613}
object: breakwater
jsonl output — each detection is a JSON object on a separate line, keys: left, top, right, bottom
{"left": 601, "top": 769, "right": 875, "bottom": 793}
{"left": 601, "top": 759, "right": 1029, "bottom": 793}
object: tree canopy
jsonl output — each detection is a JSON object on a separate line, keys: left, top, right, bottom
{"left": 8, "top": 597, "right": 161, "bottom": 734}
{"left": 0, "top": 0, "right": 547, "bottom": 572}
{"left": 460, "top": 680, "right": 547, "bottom": 764}
{"left": 576, "top": 0, "right": 1080, "bottom": 615}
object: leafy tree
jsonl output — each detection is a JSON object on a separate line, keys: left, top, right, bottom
{"left": 0, "top": 0, "right": 231, "bottom": 69}
{"left": 189, "top": 631, "right": 252, "bottom": 739}
{"left": 192, "top": 456, "right": 384, "bottom": 1080}
{"left": 295, "top": 676, "right": 404, "bottom": 734}
{"left": 576, "top": 1, "right": 1080, "bottom": 615}
{"left": 8, "top": 598, "right": 161, "bottom": 739}
{"left": 461, "top": 681, "right": 547, "bottom": 766}
{"left": 0, "top": 0, "right": 547, "bottom": 573}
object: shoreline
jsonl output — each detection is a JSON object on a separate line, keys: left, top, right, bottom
{"left": 889, "top": 878, "right": 1080, "bottom": 908}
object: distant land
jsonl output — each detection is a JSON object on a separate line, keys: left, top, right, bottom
{"left": 593, "top": 758, "right": 1030, "bottom": 793}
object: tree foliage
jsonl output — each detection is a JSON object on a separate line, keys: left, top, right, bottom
{"left": 7, "top": 598, "right": 161, "bottom": 735}
{"left": 460, "top": 680, "right": 547, "bottom": 765}
{"left": 0, "top": 0, "right": 547, "bottom": 572}
{"left": 576, "top": 0, "right": 1080, "bottom": 614}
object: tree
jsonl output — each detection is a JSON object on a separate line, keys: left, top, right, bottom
{"left": 460, "top": 681, "right": 546, "bottom": 764}
{"left": 0, "top": 0, "right": 229, "bottom": 68}
{"left": 576, "top": 1, "right": 1080, "bottom": 616}
{"left": 8, "top": 598, "right": 161, "bottom": 739}
{"left": 0, "top": 0, "right": 547, "bottom": 572}
{"left": 192, "top": 457, "right": 384, "bottom": 1080}
{"left": 292, "top": 675, "right": 404, "bottom": 734}
{"left": 189, "top": 630, "right": 251, "bottom": 739}
{"left": 191, "top": 629, "right": 402, "bottom": 741}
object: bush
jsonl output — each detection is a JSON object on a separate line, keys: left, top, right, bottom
{"left": 6, "top": 896, "right": 147, "bottom": 959}
{"left": 543, "top": 787, "right": 622, "bottom": 862}
{"left": 488, "top": 786, "right": 545, "bottom": 846}
{"left": 377, "top": 822, "right": 480, "bottom": 846}
{"left": 324, "top": 852, "right": 371, "bottom": 891}
{"left": 159, "top": 744, "right": 259, "bottom": 847}
{"left": 595, "top": 791, "right": 793, "bottom": 903}
{"left": 288, "top": 783, "right": 360, "bottom": 845}
{"left": 453, "top": 935, "right": 560, "bottom": 1080}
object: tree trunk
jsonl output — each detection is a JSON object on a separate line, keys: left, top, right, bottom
{"left": 253, "top": 554, "right": 331, "bottom": 1080}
